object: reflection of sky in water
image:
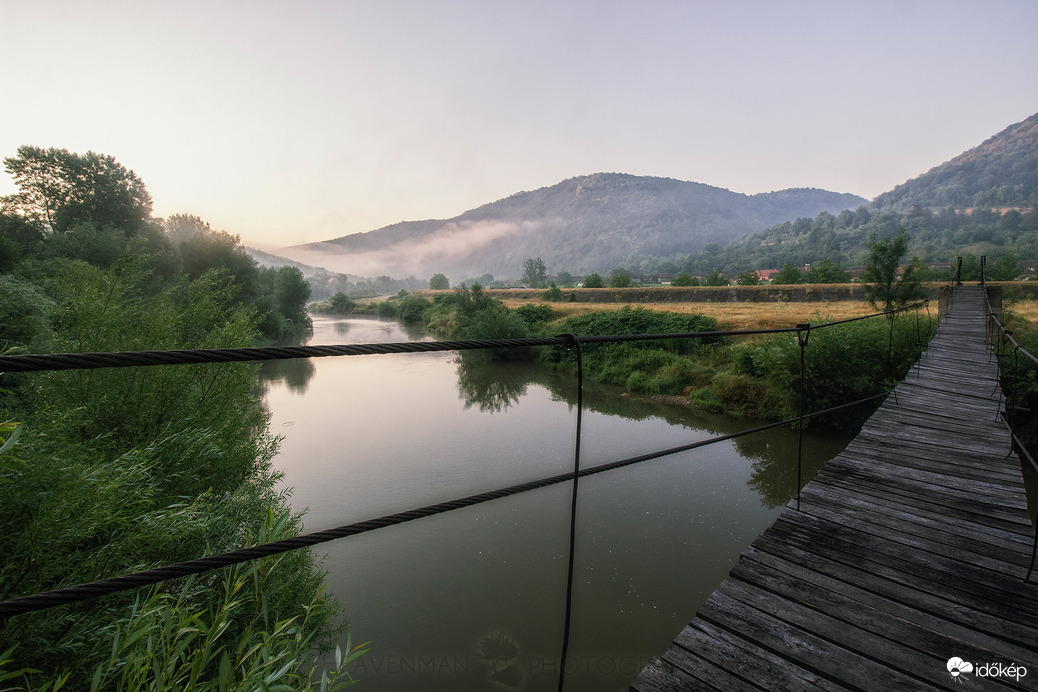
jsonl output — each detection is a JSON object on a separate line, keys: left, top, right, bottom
{"left": 263, "top": 315, "right": 850, "bottom": 692}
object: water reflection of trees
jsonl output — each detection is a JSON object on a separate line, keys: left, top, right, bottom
{"left": 257, "top": 357, "right": 317, "bottom": 395}
{"left": 456, "top": 353, "right": 850, "bottom": 508}
{"left": 456, "top": 354, "right": 530, "bottom": 413}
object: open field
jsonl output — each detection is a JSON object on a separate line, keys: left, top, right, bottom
{"left": 390, "top": 283, "right": 1038, "bottom": 333}
{"left": 497, "top": 297, "right": 886, "bottom": 331}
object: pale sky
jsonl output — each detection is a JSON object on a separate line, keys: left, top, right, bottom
{"left": 1, "top": 0, "right": 1036, "bottom": 250}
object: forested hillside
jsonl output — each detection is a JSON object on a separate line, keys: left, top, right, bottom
{"left": 656, "top": 204, "right": 1037, "bottom": 279}
{"left": 641, "top": 112, "right": 1038, "bottom": 279}
{"left": 0, "top": 147, "right": 353, "bottom": 687}
{"left": 284, "top": 173, "right": 865, "bottom": 280}
{"left": 873, "top": 112, "right": 1038, "bottom": 211}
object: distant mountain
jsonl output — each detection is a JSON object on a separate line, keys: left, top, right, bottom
{"left": 873, "top": 112, "right": 1038, "bottom": 211}
{"left": 280, "top": 173, "right": 865, "bottom": 281}
{"left": 246, "top": 247, "right": 329, "bottom": 274}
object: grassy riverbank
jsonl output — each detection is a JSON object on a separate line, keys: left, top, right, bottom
{"left": 346, "top": 285, "right": 966, "bottom": 430}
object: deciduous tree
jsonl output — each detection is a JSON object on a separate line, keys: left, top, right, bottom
{"left": 736, "top": 270, "right": 761, "bottom": 286}
{"left": 2, "top": 145, "right": 152, "bottom": 234}
{"left": 772, "top": 262, "right": 802, "bottom": 285}
{"left": 862, "top": 228, "right": 924, "bottom": 311}
{"left": 521, "top": 257, "right": 547, "bottom": 287}
{"left": 582, "top": 272, "right": 604, "bottom": 288}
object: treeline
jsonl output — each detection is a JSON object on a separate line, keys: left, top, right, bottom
{"left": 0, "top": 147, "right": 357, "bottom": 687}
{"left": 621, "top": 205, "right": 1037, "bottom": 279}
{"left": 1, "top": 146, "right": 312, "bottom": 342}
{"left": 355, "top": 283, "right": 930, "bottom": 431}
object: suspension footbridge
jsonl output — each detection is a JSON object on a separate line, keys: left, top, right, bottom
{"left": 631, "top": 286, "right": 1038, "bottom": 691}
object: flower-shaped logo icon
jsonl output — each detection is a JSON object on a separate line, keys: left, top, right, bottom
{"left": 947, "top": 657, "right": 974, "bottom": 680}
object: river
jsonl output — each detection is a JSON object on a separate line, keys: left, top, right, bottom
{"left": 259, "top": 315, "right": 851, "bottom": 692}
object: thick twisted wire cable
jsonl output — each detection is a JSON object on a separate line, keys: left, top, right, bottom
{"left": 0, "top": 330, "right": 805, "bottom": 373}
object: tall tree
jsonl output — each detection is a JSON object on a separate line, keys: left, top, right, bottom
{"left": 735, "top": 270, "right": 761, "bottom": 286}
{"left": 2, "top": 146, "right": 152, "bottom": 234}
{"left": 705, "top": 269, "right": 729, "bottom": 286}
{"left": 862, "top": 228, "right": 923, "bottom": 312}
{"left": 806, "top": 258, "right": 850, "bottom": 284}
{"left": 429, "top": 272, "right": 450, "bottom": 290}
{"left": 608, "top": 267, "right": 632, "bottom": 288}
{"left": 521, "top": 257, "right": 547, "bottom": 287}
{"left": 772, "top": 262, "right": 802, "bottom": 285}
{"left": 582, "top": 272, "right": 604, "bottom": 288}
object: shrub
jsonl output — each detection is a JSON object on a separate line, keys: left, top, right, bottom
{"left": 514, "top": 303, "right": 554, "bottom": 326}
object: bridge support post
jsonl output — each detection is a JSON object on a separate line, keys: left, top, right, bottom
{"left": 795, "top": 323, "right": 811, "bottom": 511}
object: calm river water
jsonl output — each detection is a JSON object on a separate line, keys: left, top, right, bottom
{"left": 260, "top": 316, "right": 850, "bottom": 692}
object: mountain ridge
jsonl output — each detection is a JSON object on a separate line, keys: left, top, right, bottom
{"left": 281, "top": 173, "right": 865, "bottom": 280}
{"left": 872, "top": 112, "right": 1038, "bottom": 211}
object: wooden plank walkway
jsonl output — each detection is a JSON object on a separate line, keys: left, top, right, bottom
{"left": 631, "top": 286, "right": 1038, "bottom": 691}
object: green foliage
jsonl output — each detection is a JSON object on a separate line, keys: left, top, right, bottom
{"left": 0, "top": 275, "right": 53, "bottom": 351}
{"left": 514, "top": 303, "right": 554, "bottom": 327}
{"left": 3, "top": 146, "right": 152, "bottom": 234}
{"left": 542, "top": 282, "right": 563, "bottom": 302}
{"left": 746, "top": 314, "right": 929, "bottom": 429}
{"left": 805, "top": 257, "right": 850, "bottom": 284}
{"left": 670, "top": 273, "right": 697, "bottom": 287}
{"left": 323, "top": 291, "right": 358, "bottom": 314}
{"left": 554, "top": 270, "right": 575, "bottom": 287}
{"left": 872, "top": 113, "right": 1038, "bottom": 210}
{"left": 735, "top": 270, "right": 761, "bottom": 286}
{"left": 862, "top": 228, "right": 924, "bottom": 311}
{"left": 521, "top": 257, "right": 547, "bottom": 288}
{"left": 608, "top": 267, "right": 633, "bottom": 288}
{"left": 254, "top": 266, "right": 312, "bottom": 340}
{"left": 985, "top": 252, "right": 1022, "bottom": 281}
{"left": 772, "top": 262, "right": 802, "bottom": 285}
{"left": 541, "top": 307, "right": 724, "bottom": 392}
{"left": 704, "top": 270, "right": 729, "bottom": 286}
{"left": 396, "top": 294, "right": 432, "bottom": 323}
{"left": 0, "top": 265, "right": 342, "bottom": 684}
{"left": 427, "top": 284, "right": 529, "bottom": 358}
{"left": 428, "top": 272, "right": 450, "bottom": 290}
{"left": 552, "top": 307, "right": 720, "bottom": 351}
{"left": 582, "top": 272, "right": 604, "bottom": 288}
{"left": 667, "top": 199, "right": 1037, "bottom": 280}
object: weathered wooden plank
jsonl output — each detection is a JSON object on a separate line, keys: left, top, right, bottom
{"left": 795, "top": 484, "right": 1034, "bottom": 569}
{"left": 757, "top": 520, "right": 1035, "bottom": 625}
{"left": 809, "top": 473, "right": 1034, "bottom": 547}
{"left": 739, "top": 546, "right": 1038, "bottom": 660}
{"left": 629, "top": 659, "right": 709, "bottom": 692}
{"left": 766, "top": 516, "right": 1038, "bottom": 616}
{"left": 696, "top": 590, "right": 938, "bottom": 691}
{"left": 748, "top": 533, "right": 1038, "bottom": 649}
{"left": 672, "top": 619, "right": 846, "bottom": 691}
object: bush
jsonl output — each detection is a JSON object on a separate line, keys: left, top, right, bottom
{"left": 747, "top": 314, "right": 928, "bottom": 429}
{"left": 514, "top": 303, "right": 554, "bottom": 326}
{"left": 582, "top": 273, "right": 604, "bottom": 288}
{"left": 397, "top": 294, "right": 432, "bottom": 323}
{"left": 550, "top": 306, "right": 722, "bottom": 355}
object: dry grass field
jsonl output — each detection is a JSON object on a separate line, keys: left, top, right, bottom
{"left": 496, "top": 292, "right": 1038, "bottom": 333}
{"left": 1010, "top": 298, "right": 1038, "bottom": 327}
{"left": 499, "top": 298, "right": 894, "bottom": 331}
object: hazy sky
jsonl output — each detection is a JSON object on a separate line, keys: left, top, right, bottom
{"left": 2, "top": 0, "right": 1036, "bottom": 249}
